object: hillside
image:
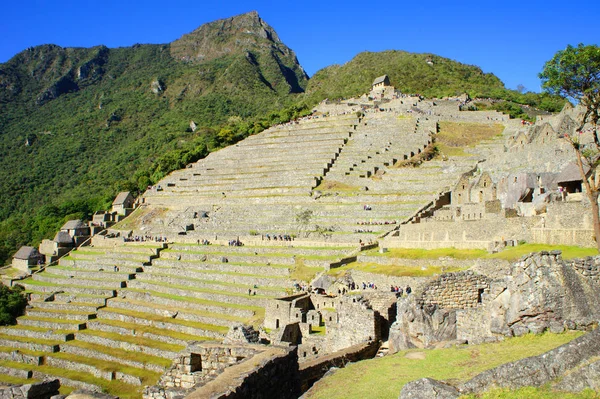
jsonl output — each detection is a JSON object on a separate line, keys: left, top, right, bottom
{"left": 0, "top": 12, "right": 309, "bottom": 265}
{"left": 0, "top": 12, "right": 566, "bottom": 266}
{"left": 305, "top": 51, "right": 565, "bottom": 113}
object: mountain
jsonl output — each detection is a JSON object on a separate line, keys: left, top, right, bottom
{"left": 0, "top": 11, "right": 309, "bottom": 265}
{"left": 0, "top": 12, "right": 565, "bottom": 266}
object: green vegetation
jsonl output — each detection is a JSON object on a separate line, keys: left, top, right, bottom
{"left": 0, "top": 284, "right": 27, "bottom": 325}
{"left": 314, "top": 180, "right": 360, "bottom": 192}
{"left": 365, "top": 247, "right": 488, "bottom": 260}
{"left": 0, "top": 18, "right": 571, "bottom": 268}
{"left": 329, "top": 262, "right": 468, "bottom": 278}
{"left": 305, "top": 51, "right": 566, "bottom": 112}
{"left": 462, "top": 386, "right": 600, "bottom": 399}
{"left": 290, "top": 259, "right": 323, "bottom": 283}
{"left": 304, "top": 331, "right": 584, "bottom": 399}
{"left": 487, "top": 243, "right": 598, "bottom": 261}
{"left": 436, "top": 122, "right": 505, "bottom": 157}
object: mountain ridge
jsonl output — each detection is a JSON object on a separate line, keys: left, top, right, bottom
{"left": 0, "top": 11, "right": 565, "bottom": 266}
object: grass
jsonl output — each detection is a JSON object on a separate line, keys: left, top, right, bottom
{"left": 314, "top": 180, "right": 360, "bottom": 192}
{"left": 64, "top": 340, "right": 173, "bottom": 369}
{"left": 0, "top": 374, "right": 37, "bottom": 385}
{"left": 92, "top": 318, "right": 217, "bottom": 343}
{"left": 328, "top": 262, "right": 468, "bottom": 278}
{"left": 124, "top": 287, "right": 264, "bottom": 313}
{"left": 290, "top": 259, "right": 323, "bottom": 282}
{"left": 487, "top": 244, "right": 598, "bottom": 261}
{"left": 48, "top": 352, "right": 163, "bottom": 383}
{"left": 461, "top": 386, "right": 600, "bottom": 399}
{"left": 77, "top": 330, "right": 185, "bottom": 353}
{"left": 100, "top": 307, "right": 229, "bottom": 334}
{"left": 304, "top": 331, "right": 584, "bottom": 399}
{"left": 365, "top": 247, "right": 488, "bottom": 260}
{"left": 367, "top": 244, "right": 598, "bottom": 262}
{"left": 436, "top": 122, "right": 504, "bottom": 158}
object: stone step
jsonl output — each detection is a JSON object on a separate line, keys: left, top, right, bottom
{"left": 85, "top": 319, "right": 196, "bottom": 347}
{"left": 30, "top": 371, "right": 102, "bottom": 393}
{"left": 75, "top": 331, "right": 182, "bottom": 359}
{"left": 59, "top": 257, "right": 147, "bottom": 268}
{"left": 69, "top": 250, "right": 154, "bottom": 262}
{"left": 147, "top": 264, "right": 287, "bottom": 288}
{"left": 0, "top": 335, "right": 60, "bottom": 353}
{"left": 106, "top": 298, "right": 242, "bottom": 328}
{"left": 59, "top": 342, "right": 167, "bottom": 373}
{"left": 17, "top": 316, "right": 87, "bottom": 331}
{"left": 47, "top": 267, "right": 136, "bottom": 280}
{"left": 46, "top": 354, "right": 160, "bottom": 386}
{"left": 0, "top": 364, "right": 33, "bottom": 379}
{"left": 135, "top": 273, "right": 287, "bottom": 297}
{"left": 127, "top": 280, "right": 269, "bottom": 308}
{"left": 167, "top": 243, "right": 354, "bottom": 257}
{"left": 78, "top": 245, "right": 163, "bottom": 255}
{"left": 32, "top": 300, "right": 106, "bottom": 313}
{"left": 26, "top": 308, "right": 96, "bottom": 322}
{"left": 19, "top": 281, "right": 117, "bottom": 297}
{"left": 0, "top": 348, "right": 44, "bottom": 366}
{"left": 151, "top": 259, "right": 291, "bottom": 277}
{"left": 121, "top": 289, "right": 255, "bottom": 318}
{"left": 1, "top": 326, "right": 74, "bottom": 342}
{"left": 32, "top": 274, "right": 127, "bottom": 289}
{"left": 95, "top": 308, "right": 226, "bottom": 339}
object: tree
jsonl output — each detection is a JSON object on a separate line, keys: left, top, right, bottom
{"left": 540, "top": 44, "right": 600, "bottom": 250}
{"left": 0, "top": 284, "right": 27, "bottom": 325}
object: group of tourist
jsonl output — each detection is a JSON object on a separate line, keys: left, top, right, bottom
{"left": 356, "top": 220, "right": 397, "bottom": 225}
{"left": 354, "top": 228, "right": 373, "bottom": 233}
{"left": 264, "top": 234, "right": 294, "bottom": 241}
{"left": 228, "top": 239, "right": 243, "bottom": 246}
{"left": 196, "top": 239, "right": 210, "bottom": 245}
{"left": 390, "top": 285, "right": 412, "bottom": 296}
{"left": 124, "top": 235, "right": 167, "bottom": 243}
{"left": 363, "top": 204, "right": 372, "bottom": 211}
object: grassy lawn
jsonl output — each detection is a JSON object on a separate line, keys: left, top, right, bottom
{"left": 368, "top": 244, "right": 597, "bottom": 262}
{"left": 314, "top": 180, "right": 360, "bottom": 192}
{"left": 329, "top": 262, "right": 468, "bottom": 278}
{"left": 462, "top": 386, "right": 599, "bottom": 399}
{"left": 290, "top": 259, "right": 323, "bottom": 282}
{"left": 365, "top": 247, "right": 488, "bottom": 260}
{"left": 436, "top": 122, "right": 504, "bottom": 158}
{"left": 304, "top": 331, "right": 584, "bottom": 399}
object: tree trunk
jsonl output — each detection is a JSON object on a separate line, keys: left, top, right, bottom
{"left": 592, "top": 191, "right": 600, "bottom": 251}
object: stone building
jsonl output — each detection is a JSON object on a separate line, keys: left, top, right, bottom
{"left": 372, "top": 75, "right": 390, "bottom": 90}
{"left": 264, "top": 292, "right": 386, "bottom": 361}
{"left": 60, "top": 220, "right": 90, "bottom": 246}
{"left": 111, "top": 191, "right": 135, "bottom": 216}
{"left": 11, "top": 246, "right": 44, "bottom": 273}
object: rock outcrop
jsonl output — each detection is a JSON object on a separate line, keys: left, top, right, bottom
{"left": 390, "top": 252, "right": 600, "bottom": 351}
{"left": 399, "top": 328, "right": 600, "bottom": 397}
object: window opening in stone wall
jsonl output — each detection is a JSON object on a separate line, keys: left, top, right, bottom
{"left": 477, "top": 288, "right": 485, "bottom": 304}
{"left": 276, "top": 319, "right": 279, "bottom": 329}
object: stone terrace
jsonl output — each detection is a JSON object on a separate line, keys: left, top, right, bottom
{"left": 0, "top": 239, "right": 355, "bottom": 396}
{"left": 137, "top": 103, "right": 503, "bottom": 243}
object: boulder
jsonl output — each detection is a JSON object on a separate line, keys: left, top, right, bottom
{"left": 399, "top": 378, "right": 459, "bottom": 399}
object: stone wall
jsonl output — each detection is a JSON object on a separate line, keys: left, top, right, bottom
{"left": 298, "top": 340, "right": 379, "bottom": 392}
{"left": 145, "top": 343, "right": 300, "bottom": 399}
{"left": 0, "top": 380, "right": 60, "bottom": 399}
{"left": 419, "top": 271, "right": 491, "bottom": 310}
{"left": 157, "top": 343, "right": 258, "bottom": 391}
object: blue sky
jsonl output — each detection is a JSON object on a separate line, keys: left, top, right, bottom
{"left": 1, "top": 0, "right": 598, "bottom": 93}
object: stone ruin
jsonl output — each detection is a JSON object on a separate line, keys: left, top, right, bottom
{"left": 389, "top": 251, "right": 600, "bottom": 352}
{"left": 264, "top": 292, "right": 393, "bottom": 361}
